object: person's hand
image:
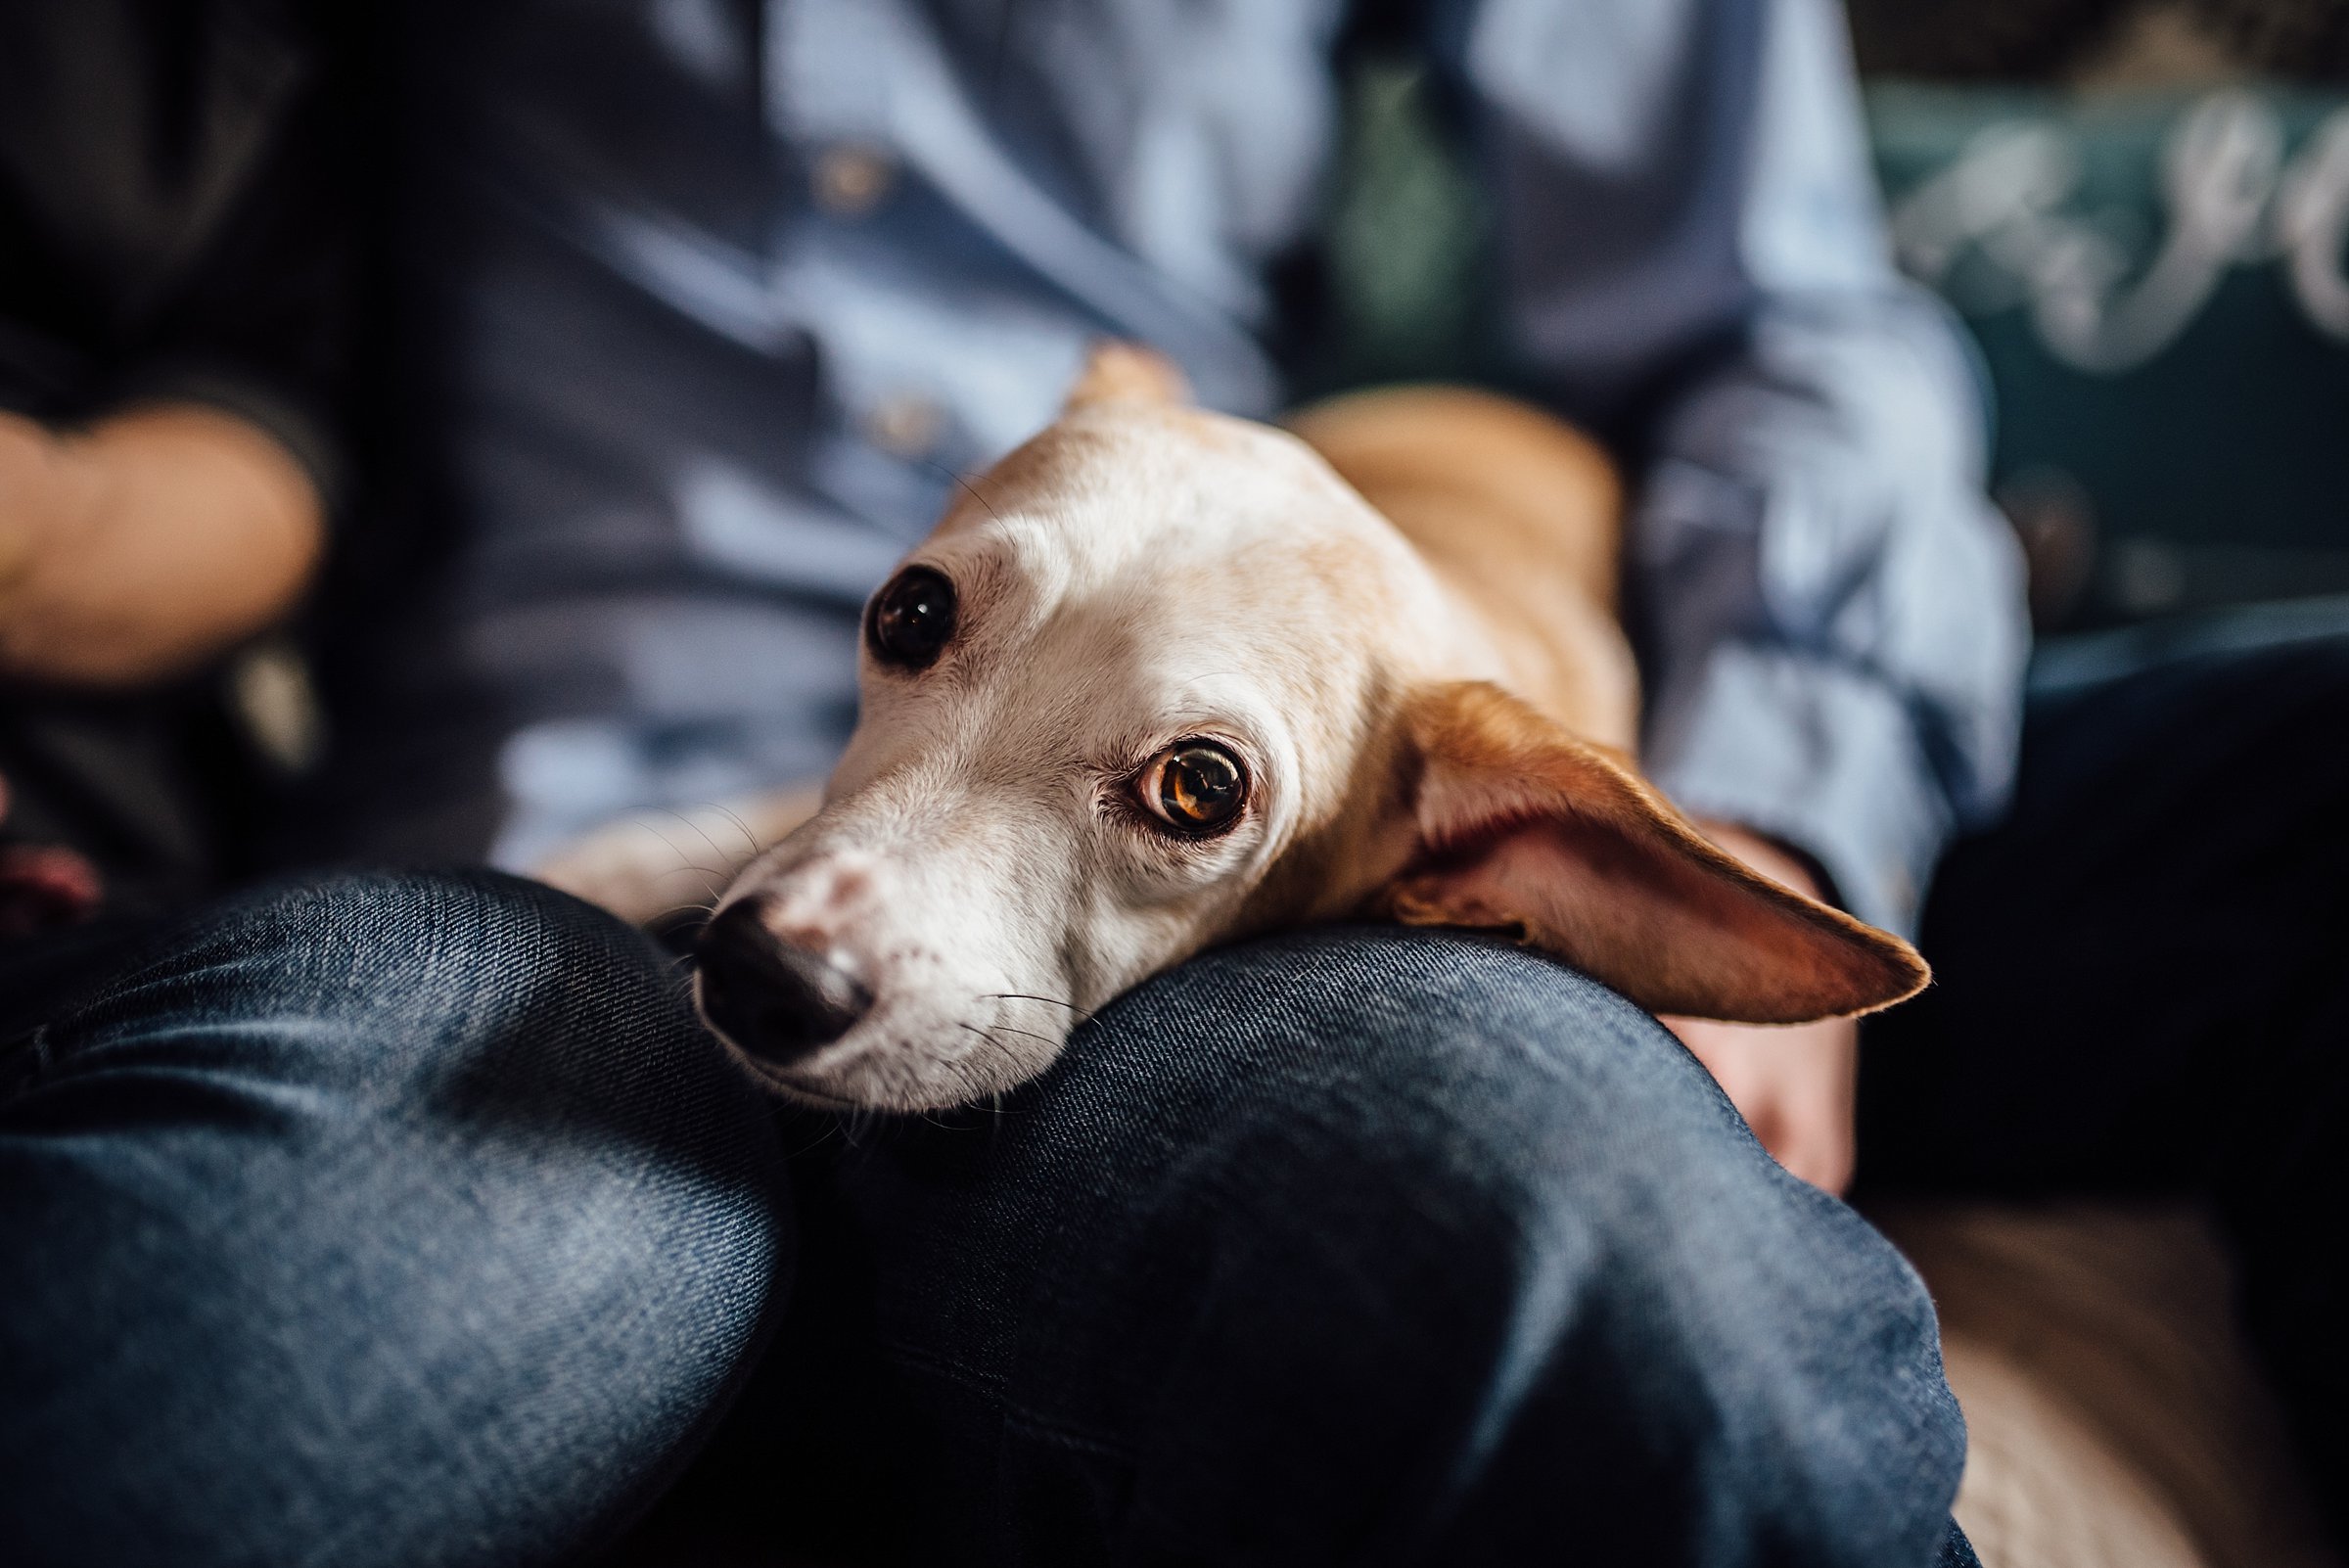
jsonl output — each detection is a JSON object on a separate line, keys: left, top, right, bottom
{"left": 1663, "top": 822, "right": 1859, "bottom": 1194}
{"left": 0, "top": 403, "right": 321, "bottom": 684}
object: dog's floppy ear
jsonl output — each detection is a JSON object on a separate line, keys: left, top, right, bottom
{"left": 1377, "top": 682, "right": 1928, "bottom": 1023}
{"left": 1063, "top": 341, "right": 1191, "bottom": 410}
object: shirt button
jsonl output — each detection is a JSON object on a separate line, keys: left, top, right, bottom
{"left": 812, "top": 145, "right": 895, "bottom": 215}
{"left": 864, "top": 392, "right": 943, "bottom": 458}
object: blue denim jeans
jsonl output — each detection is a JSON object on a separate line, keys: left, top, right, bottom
{"left": 1861, "top": 602, "right": 2349, "bottom": 1546}
{"left": 0, "top": 871, "right": 793, "bottom": 1566}
{"left": 1, "top": 873, "right": 1972, "bottom": 1566}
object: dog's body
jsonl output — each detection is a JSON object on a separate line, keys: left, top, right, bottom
{"left": 542, "top": 347, "right": 1926, "bottom": 1110}
{"left": 1286, "top": 386, "right": 1638, "bottom": 757}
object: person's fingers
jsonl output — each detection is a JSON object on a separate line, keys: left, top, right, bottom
{"left": 1775, "top": 1105, "right": 1856, "bottom": 1195}
{"left": 1667, "top": 1012, "right": 1859, "bottom": 1193}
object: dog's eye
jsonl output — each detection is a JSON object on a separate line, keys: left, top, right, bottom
{"left": 1141, "top": 741, "right": 1248, "bottom": 835}
{"left": 866, "top": 567, "right": 957, "bottom": 669}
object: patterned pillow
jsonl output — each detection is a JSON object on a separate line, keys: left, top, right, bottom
{"left": 1871, "top": 84, "right": 2349, "bottom": 628}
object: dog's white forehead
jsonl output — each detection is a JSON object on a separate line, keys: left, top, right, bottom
{"left": 952, "top": 409, "right": 1360, "bottom": 562}
{"left": 911, "top": 408, "right": 1438, "bottom": 755}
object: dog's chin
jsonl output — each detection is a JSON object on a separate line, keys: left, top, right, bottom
{"left": 707, "top": 1009, "right": 1073, "bottom": 1113}
{"left": 720, "top": 1051, "right": 863, "bottom": 1110}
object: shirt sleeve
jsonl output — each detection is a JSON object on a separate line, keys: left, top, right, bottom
{"left": 1444, "top": 0, "right": 2029, "bottom": 935}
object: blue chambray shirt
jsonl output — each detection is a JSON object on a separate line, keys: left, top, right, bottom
{"left": 420, "top": 0, "right": 2027, "bottom": 937}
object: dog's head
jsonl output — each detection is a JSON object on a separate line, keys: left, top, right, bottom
{"left": 697, "top": 346, "right": 1926, "bottom": 1109}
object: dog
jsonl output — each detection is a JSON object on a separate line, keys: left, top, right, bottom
{"left": 538, "top": 345, "right": 1927, "bottom": 1110}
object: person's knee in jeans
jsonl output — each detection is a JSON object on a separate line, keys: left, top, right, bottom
{"left": 1, "top": 869, "right": 790, "bottom": 1568}
{"left": 802, "top": 926, "right": 1964, "bottom": 1568}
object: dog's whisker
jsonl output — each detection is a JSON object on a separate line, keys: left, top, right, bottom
{"left": 965, "top": 1020, "right": 1046, "bottom": 1059}
{"left": 616, "top": 823, "right": 733, "bottom": 901}
{"left": 963, "top": 1024, "right": 1047, "bottom": 1097}
{"left": 647, "top": 866, "right": 727, "bottom": 886}
{"left": 655, "top": 866, "right": 728, "bottom": 900}
{"left": 630, "top": 820, "right": 698, "bottom": 864}
{"left": 924, "top": 458, "right": 1003, "bottom": 523}
{"left": 946, "top": 1052, "right": 998, "bottom": 1115}
{"left": 787, "top": 1119, "right": 842, "bottom": 1159}
{"left": 984, "top": 992, "right": 1096, "bottom": 1023}
{"left": 707, "top": 803, "right": 764, "bottom": 859}
{"left": 650, "top": 805, "right": 734, "bottom": 869}
{"left": 613, "top": 818, "right": 689, "bottom": 851}
{"left": 926, "top": 1052, "right": 996, "bottom": 1126}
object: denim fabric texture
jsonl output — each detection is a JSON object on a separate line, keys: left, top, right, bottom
{"left": 2, "top": 880, "right": 1970, "bottom": 1566}
{"left": 633, "top": 928, "right": 1970, "bottom": 1568}
{"left": 0, "top": 871, "right": 791, "bottom": 1568}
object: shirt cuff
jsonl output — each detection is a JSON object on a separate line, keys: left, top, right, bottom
{"left": 1641, "top": 641, "right": 1952, "bottom": 939}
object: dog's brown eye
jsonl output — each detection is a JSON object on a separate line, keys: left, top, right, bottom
{"left": 867, "top": 567, "right": 957, "bottom": 669}
{"left": 1143, "top": 742, "right": 1248, "bottom": 835}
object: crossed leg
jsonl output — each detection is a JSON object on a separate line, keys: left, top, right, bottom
{"left": 655, "top": 926, "right": 1973, "bottom": 1567}
{"left": 0, "top": 870, "right": 791, "bottom": 1567}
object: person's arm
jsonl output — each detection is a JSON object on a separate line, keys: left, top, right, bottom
{"left": 1445, "top": 0, "right": 2029, "bottom": 1185}
{"left": 0, "top": 403, "right": 322, "bottom": 684}
{"left": 0, "top": 2, "right": 350, "bottom": 688}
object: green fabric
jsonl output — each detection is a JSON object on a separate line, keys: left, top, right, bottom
{"left": 1313, "top": 61, "right": 1494, "bottom": 392}
{"left": 1869, "top": 84, "right": 2349, "bottom": 626}
{"left": 1309, "top": 69, "right": 2349, "bottom": 630}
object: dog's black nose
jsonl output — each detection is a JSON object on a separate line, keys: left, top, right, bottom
{"left": 695, "top": 898, "right": 872, "bottom": 1065}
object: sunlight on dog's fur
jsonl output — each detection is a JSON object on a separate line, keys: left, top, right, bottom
{"left": 541, "top": 345, "right": 1926, "bottom": 1111}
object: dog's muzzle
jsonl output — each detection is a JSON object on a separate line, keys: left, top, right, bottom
{"left": 696, "top": 897, "right": 872, "bottom": 1065}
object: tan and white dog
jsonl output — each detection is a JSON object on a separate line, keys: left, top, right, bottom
{"left": 539, "top": 346, "right": 1926, "bottom": 1110}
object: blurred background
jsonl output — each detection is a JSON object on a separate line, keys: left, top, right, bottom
{"left": 1321, "top": 0, "right": 2349, "bottom": 632}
